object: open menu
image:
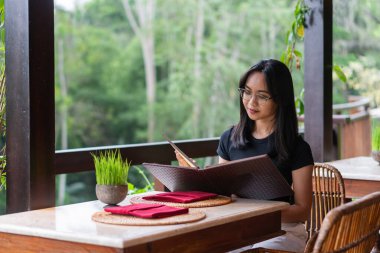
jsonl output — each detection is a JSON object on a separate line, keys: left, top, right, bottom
{"left": 142, "top": 153, "right": 294, "bottom": 200}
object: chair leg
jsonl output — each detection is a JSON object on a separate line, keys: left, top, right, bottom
{"left": 369, "top": 230, "right": 380, "bottom": 253}
{"left": 372, "top": 232, "right": 380, "bottom": 253}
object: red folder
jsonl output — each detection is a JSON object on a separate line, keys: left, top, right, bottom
{"left": 142, "top": 191, "right": 218, "bottom": 203}
{"left": 104, "top": 204, "right": 188, "bottom": 218}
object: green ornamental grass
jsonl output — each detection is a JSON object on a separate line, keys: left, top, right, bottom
{"left": 372, "top": 126, "right": 380, "bottom": 151}
{"left": 92, "top": 150, "right": 130, "bottom": 185}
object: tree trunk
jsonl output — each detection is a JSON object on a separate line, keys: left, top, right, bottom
{"left": 123, "top": 0, "right": 156, "bottom": 142}
{"left": 192, "top": 0, "right": 204, "bottom": 137}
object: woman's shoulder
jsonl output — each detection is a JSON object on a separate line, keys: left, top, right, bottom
{"left": 220, "top": 126, "right": 235, "bottom": 140}
{"left": 290, "top": 135, "right": 314, "bottom": 168}
{"left": 293, "top": 135, "right": 312, "bottom": 154}
{"left": 217, "top": 126, "right": 236, "bottom": 161}
{"left": 295, "top": 134, "right": 310, "bottom": 147}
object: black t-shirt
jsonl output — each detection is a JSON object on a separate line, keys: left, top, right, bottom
{"left": 217, "top": 127, "right": 314, "bottom": 203}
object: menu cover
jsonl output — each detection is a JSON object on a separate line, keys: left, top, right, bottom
{"left": 142, "top": 154, "right": 293, "bottom": 200}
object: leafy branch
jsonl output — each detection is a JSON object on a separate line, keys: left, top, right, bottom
{"left": 282, "top": 0, "right": 347, "bottom": 116}
{"left": 281, "top": 0, "right": 308, "bottom": 72}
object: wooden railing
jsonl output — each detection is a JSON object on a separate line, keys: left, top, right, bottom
{"left": 332, "top": 97, "right": 371, "bottom": 159}
{"left": 299, "top": 96, "right": 371, "bottom": 160}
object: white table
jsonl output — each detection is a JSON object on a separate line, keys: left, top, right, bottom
{"left": 327, "top": 156, "right": 380, "bottom": 198}
{"left": 0, "top": 193, "right": 288, "bottom": 252}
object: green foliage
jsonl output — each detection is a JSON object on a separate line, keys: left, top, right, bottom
{"left": 0, "top": 155, "right": 5, "bottom": 191}
{"left": 333, "top": 0, "right": 380, "bottom": 105}
{"left": 372, "top": 126, "right": 380, "bottom": 151}
{"left": 282, "top": 1, "right": 349, "bottom": 114}
{"left": 127, "top": 166, "right": 155, "bottom": 194}
{"left": 54, "top": 0, "right": 296, "bottom": 148}
{"left": 0, "top": 189, "right": 4, "bottom": 214}
{"left": 0, "top": 0, "right": 5, "bottom": 192}
{"left": 132, "top": 166, "right": 154, "bottom": 191}
{"left": 340, "top": 58, "right": 380, "bottom": 107}
{"left": 281, "top": 0, "right": 308, "bottom": 69}
{"left": 295, "top": 89, "right": 304, "bottom": 116}
{"left": 280, "top": 0, "right": 308, "bottom": 116}
{"left": 332, "top": 64, "right": 349, "bottom": 104}
{"left": 127, "top": 183, "right": 152, "bottom": 195}
{"left": 51, "top": 0, "right": 380, "bottom": 205}
{"left": 333, "top": 65, "right": 347, "bottom": 83}
{"left": 92, "top": 150, "right": 130, "bottom": 185}
{"left": 55, "top": 171, "right": 97, "bottom": 205}
{"left": 0, "top": 0, "right": 4, "bottom": 62}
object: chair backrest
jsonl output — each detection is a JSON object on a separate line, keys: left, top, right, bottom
{"left": 307, "top": 191, "right": 380, "bottom": 253}
{"left": 306, "top": 163, "right": 346, "bottom": 240}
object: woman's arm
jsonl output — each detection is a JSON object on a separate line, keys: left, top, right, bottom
{"left": 281, "top": 164, "right": 313, "bottom": 223}
{"left": 218, "top": 156, "right": 229, "bottom": 164}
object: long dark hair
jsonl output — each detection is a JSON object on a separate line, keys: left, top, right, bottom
{"left": 231, "top": 59, "right": 298, "bottom": 163}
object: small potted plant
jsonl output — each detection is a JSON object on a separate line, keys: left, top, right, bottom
{"left": 372, "top": 126, "right": 380, "bottom": 165}
{"left": 92, "top": 149, "right": 130, "bottom": 205}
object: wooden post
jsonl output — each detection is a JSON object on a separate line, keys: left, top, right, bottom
{"left": 5, "top": 0, "right": 55, "bottom": 213}
{"left": 304, "top": 0, "right": 334, "bottom": 162}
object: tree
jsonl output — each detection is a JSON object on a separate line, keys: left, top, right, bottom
{"left": 122, "top": 0, "right": 157, "bottom": 142}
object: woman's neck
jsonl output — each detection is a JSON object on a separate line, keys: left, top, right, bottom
{"left": 253, "top": 120, "right": 275, "bottom": 139}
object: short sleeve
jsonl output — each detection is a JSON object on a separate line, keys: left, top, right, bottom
{"left": 290, "top": 136, "right": 314, "bottom": 171}
{"left": 216, "top": 128, "right": 233, "bottom": 161}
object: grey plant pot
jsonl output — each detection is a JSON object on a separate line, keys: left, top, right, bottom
{"left": 95, "top": 184, "right": 128, "bottom": 205}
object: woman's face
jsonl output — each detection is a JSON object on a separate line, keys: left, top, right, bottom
{"left": 242, "top": 72, "right": 277, "bottom": 122}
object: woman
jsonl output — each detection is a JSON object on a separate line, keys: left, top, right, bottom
{"left": 177, "top": 59, "right": 313, "bottom": 252}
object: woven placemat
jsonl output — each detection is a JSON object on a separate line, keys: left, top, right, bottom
{"left": 129, "top": 194, "right": 232, "bottom": 208}
{"left": 92, "top": 209, "right": 206, "bottom": 226}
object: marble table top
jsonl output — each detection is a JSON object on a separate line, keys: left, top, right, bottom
{"left": 0, "top": 192, "right": 288, "bottom": 249}
{"left": 327, "top": 156, "right": 380, "bottom": 181}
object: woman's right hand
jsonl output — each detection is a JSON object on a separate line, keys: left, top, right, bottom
{"left": 175, "top": 150, "right": 194, "bottom": 167}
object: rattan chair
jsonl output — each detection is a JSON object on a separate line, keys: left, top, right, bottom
{"left": 244, "top": 191, "right": 380, "bottom": 253}
{"left": 306, "top": 163, "right": 346, "bottom": 240}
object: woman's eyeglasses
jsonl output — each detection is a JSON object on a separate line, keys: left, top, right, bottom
{"left": 238, "top": 88, "right": 272, "bottom": 105}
